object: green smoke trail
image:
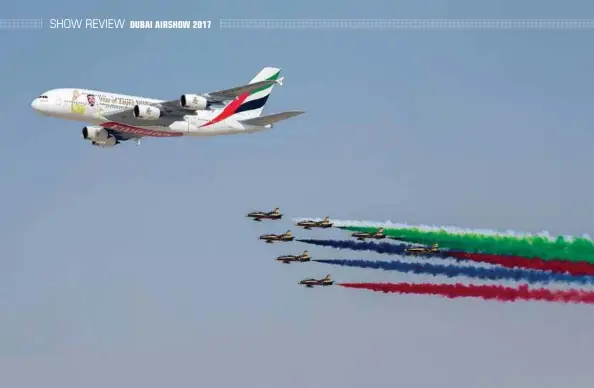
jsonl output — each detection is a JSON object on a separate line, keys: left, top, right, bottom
{"left": 341, "top": 226, "right": 594, "bottom": 263}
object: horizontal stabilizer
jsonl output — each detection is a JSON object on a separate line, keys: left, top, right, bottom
{"left": 239, "top": 111, "right": 305, "bottom": 127}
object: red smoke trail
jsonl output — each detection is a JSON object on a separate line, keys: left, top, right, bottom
{"left": 449, "top": 252, "right": 594, "bottom": 276}
{"left": 338, "top": 282, "right": 594, "bottom": 304}
{"left": 298, "top": 238, "right": 594, "bottom": 276}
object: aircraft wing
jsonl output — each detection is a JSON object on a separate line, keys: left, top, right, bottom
{"left": 100, "top": 99, "right": 199, "bottom": 127}
{"left": 239, "top": 111, "right": 305, "bottom": 127}
{"left": 204, "top": 79, "right": 282, "bottom": 101}
{"left": 100, "top": 80, "right": 285, "bottom": 127}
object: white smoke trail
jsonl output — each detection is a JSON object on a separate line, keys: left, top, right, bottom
{"left": 292, "top": 217, "right": 592, "bottom": 241}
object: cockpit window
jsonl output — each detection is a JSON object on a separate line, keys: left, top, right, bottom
{"left": 38, "top": 95, "right": 48, "bottom": 99}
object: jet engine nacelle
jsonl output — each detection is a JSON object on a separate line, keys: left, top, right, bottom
{"left": 82, "top": 125, "right": 108, "bottom": 142}
{"left": 82, "top": 126, "right": 118, "bottom": 148}
{"left": 180, "top": 94, "right": 208, "bottom": 110}
{"left": 133, "top": 104, "right": 162, "bottom": 120}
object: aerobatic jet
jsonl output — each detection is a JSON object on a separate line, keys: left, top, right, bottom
{"left": 259, "top": 230, "right": 294, "bottom": 243}
{"left": 299, "top": 274, "right": 334, "bottom": 287}
{"left": 296, "top": 217, "right": 333, "bottom": 230}
{"left": 247, "top": 208, "right": 282, "bottom": 221}
{"left": 351, "top": 227, "right": 386, "bottom": 241}
{"left": 404, "top": 243, "right": 440, "bottom": 255}
{"left": 276, "top": 250, "right": 311, "bottom": 264}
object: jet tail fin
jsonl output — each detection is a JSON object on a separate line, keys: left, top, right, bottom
{"left": 232, "top": 67, "right": 282, "bottom": 119}
{"left": 239, "top": 111, "right": 305, "bottom": 127}
{"left": 323, "top": 274, "right": 331, "bottom": 281}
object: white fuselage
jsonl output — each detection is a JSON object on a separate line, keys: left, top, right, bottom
{"left": 30, "top": 88, "right": 268, "bottom": 137}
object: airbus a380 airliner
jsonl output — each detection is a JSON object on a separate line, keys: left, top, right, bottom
{"left": 31, "top": 67, "right": 304, "bottom": 148}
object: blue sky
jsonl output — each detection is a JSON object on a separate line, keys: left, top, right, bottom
{"left": 2, "top": 0, "right": 594, "bottom": 387}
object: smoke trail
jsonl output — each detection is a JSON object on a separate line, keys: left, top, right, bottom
{"left": 293, "top": 217, "right": 572, "bottom": 239}
{"left": 338, "top": 282, "right": 594, "bottom": 304}
{"left": 314, "top": 259, "right": 594, "bottom": 285}
{"left": 298, "top": 238, "right": 410, "bottom": 255}
{"left": 298, "top": 238, "right": 594, "bottom": 276}
{"left": 450, "top": 252, "right": 594, "bottom": 276}
{"left": 340, "top": 226, "right": 594, "bottom": 263}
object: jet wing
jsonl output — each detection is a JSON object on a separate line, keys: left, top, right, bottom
{"left": 204, "top": 78, "right": 282, "bottom": 101}
{"left": 239, "top": 111, "right": 305, "bottom": 127}
{"left": 100, "top": 79, "right": 284, "bottom": 127}
{"left": 101, "top": 99, "right": 198, "bottom": 127}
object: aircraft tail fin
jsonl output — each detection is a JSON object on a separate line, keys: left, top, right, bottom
{"left": 377, "top": 227, "right": 384, "bottom": 234}
{"left": 234, "top": 67, "right": 282, "bottom": 119}
{"left": 323, "top": 274, "right": 331, "bottom": 281}
{"left": 239, "top": 111, "right": 305, "bottom": 127}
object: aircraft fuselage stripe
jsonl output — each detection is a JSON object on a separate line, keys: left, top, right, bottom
{"left": 102, "top": 121, "right": 183, "bottom": 137}
{"left": 201, "top": 88, "right": 271, "bottom": 127}
{"left": 200, "top": 94, "right": 249, "bottom": 127}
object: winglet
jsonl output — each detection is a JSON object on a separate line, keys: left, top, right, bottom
{"left": 276, "top": 77, "right": 284, "bottom": 86}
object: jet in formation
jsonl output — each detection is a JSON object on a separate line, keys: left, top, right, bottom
{"left": 404, "top": 243, "right": 440, "bottom": 255}
{"left": 259, "top": 230, "right": 294, "bottom": 243}
{"left": 299, "top": 274, "right": 334, "bottom": 287}
{"left": 296, "top": 217, "right": 333, "bottom": 230}
{"left": 276, "top": 250, "right": 310, "bottom": 264}
{"left": 31, "top": 67, "right": 304, "bottom": 148}
{"left": 351, "top": 227, "right": 386, "bottom": 241}
{"left": 247, "top": 208, "right": 282, "bottom": 221}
